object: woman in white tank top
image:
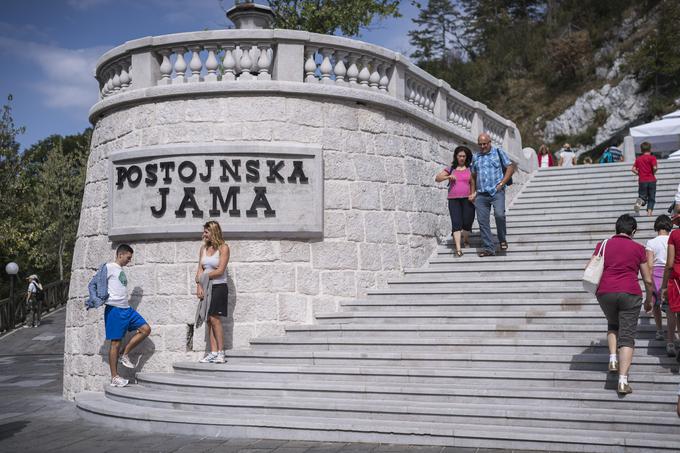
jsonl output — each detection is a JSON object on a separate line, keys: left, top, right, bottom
{"left": 195, "top": 221, "right": 230, "bottom": 363}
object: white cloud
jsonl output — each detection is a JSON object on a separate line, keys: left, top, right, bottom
{"left": 66, "top": 0, "right": 112, "bottom": 11}
{"left": 0, "top": 36, "right": 108, "bottom": 112}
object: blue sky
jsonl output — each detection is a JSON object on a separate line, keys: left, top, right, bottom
{"left": 0, "top": 0, "right": 418, "bottom": 151}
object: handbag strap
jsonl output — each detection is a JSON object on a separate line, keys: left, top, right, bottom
{"left": 597, "top": 239, "right": 608, "bottom": 258}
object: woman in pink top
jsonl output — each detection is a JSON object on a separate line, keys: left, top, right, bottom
{"left": 588, "top": 214, "right": 653, "bottom": 395}
{"left": 435, "top": 146, "right": 476, "bottom": 257}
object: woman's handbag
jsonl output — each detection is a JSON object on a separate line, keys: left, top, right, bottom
{"left": 583, "top": 239, "right": 608, "bottom": 294}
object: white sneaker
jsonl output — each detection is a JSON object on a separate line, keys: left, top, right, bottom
{"left": 213, "top": 352, "right": 226, "bottom": 363}
{"left": 199, "top": 352, "right": 217, "bottom": 363}
{"left": 119, "top": 354, "right": 135, "bottom": 369}
{"left": 110, "top": 375, "right": 129, "bottom": 387}
{"left": 634, "top": 198, "right": 643, "bottom": 214}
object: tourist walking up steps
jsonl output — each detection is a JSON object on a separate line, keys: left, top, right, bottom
{"left": 435, "top": 146, "right": 476, "bottom": 257}
{"left": 86, "top": 244, "right": 151, "bottom": 388}
{"left": 558, "top": 143, "right": 576, "bottom": 167}
{"left": 537, "top": 144, "right": 554, "bottom": 168}
{"left": 661, "top": 215, "right": 680, "bottom": 361}
{"left": 646, "top": 215, "right": 676, "bottom": 355}
{"left": 195, "top": 221, "right": 230, "bottom": 364}
{"left": 470, "top": 133, "right": 515, "bottom": 257}
{"left": 589, "top": 214, "right": 654, "bottom": 395}
{"left": 632, "top": 141, "right": 658, "bottom": 216}
{"left": 25, "top": 274, "right": 43, "bottom": 328}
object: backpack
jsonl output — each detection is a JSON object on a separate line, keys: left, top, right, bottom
{"left": 34, "top": 283, "right": 45, "bottom": 302}
{"left": 599, "top": 149, "right": 614, "bottom": 164}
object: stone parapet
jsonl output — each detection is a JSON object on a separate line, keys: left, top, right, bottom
{"left": 92, "top": 29, "right": 527, "bottom": 170}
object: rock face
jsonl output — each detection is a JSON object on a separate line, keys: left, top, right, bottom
{"left": 543, "top": 76, "right": 649, "bottom": 147}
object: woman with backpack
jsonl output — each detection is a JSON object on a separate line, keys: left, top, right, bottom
{"left": 435, "top": 145, "right": 476, "bottom": 257}
{"left": 25, "top": 274, "right": 44, "bottom": 328}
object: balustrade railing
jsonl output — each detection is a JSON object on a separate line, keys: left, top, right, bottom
{"left": 0, "top": 280, "right": 69, "bottom": 334}
{"left": 93, "top": 29, "right": 521, "bottom": 161}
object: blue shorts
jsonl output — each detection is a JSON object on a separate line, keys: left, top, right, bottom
{"left": 104, "top": 305, "right": 147, "bottom": 341}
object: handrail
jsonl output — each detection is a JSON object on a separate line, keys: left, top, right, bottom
{"left": 0, "top": 280, "right": 70, "bottom": 334}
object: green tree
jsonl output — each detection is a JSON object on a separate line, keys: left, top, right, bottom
{"left": 408, "top": 0, "right": 461, "bottom": 62}
{"left": 267, "top": 0, "right": 400, "bottom": 35}
{"left": 25, "top": 132, "right": 90, "bottom": 281}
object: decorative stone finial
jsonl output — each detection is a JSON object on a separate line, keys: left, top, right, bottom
{"left": 226, "top": 0, "right": 275, "bottom": 29}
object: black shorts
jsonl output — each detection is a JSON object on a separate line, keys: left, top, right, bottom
{"left": 208, "top": 284, "right": 229, "bottom": 316}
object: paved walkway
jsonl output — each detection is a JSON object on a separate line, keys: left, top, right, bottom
{"left": 0, "top": 307, "right": 540, "bottom": 453}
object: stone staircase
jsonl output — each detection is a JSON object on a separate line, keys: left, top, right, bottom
{"left": 76, "top": 160, "right": 680, "bottom": 452}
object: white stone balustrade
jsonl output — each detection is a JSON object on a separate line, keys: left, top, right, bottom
{"left": 446, "top": 98, "right": 474, "bottom": 133}
{"left": 303, "top": 46, "right": 392, "bottom": 91}
{"left": 155, "top": 43, "right": 274, "bottom": 85}
{"left": 93, "top": 29, "right": 523, "bottom": 168}
{"left": 98, "top": 58, "right": 132, "bottom": 98}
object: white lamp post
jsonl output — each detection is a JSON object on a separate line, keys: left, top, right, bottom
{"left": 5, "top": 262, "right": 19, "bottom": 328}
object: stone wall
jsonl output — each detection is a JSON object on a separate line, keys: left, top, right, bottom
{"left": 66, "top": 93, "right": 525, "bottom": 398}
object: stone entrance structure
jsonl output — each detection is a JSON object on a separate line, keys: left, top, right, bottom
{"left": 64, "top": 3, "right": 527, "bottom": 398}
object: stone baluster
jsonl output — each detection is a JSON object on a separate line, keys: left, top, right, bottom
{"left": 378, "top": 63, "right": 389, "bottom": 92}
{"left": 173, "top": 47, "right": 187, "bottom": 84}
{"left": 346, "top": 54, "right": 359, "bottom": 85}
{"left": 414, "top": 83, "right": 423, "bottom": 107}
{"left": 368, "top": 59, "right": 380, "bottom": 90}
{"left": 304, "top": 47, "right": 318, "bottom": 83}
{"left": 112, "top": 66, "right": 121, "bottom": 92}
{"left": 119, "top": 62, "right": 131, "bottom": 89}
{"left": 204, "top": 45, "right": 219, "bottom": 82}
{"left": 319, "top": 48, "right": 334, "bottom": 84}
{"left": 222, "top": 45, "right": 236, "bottom": 81}
{"left": 257, "top": 43, "right": 271, "bottom": 80}
{"left": 158, "top": 49, "right": 172, "bottom": 85}
{"left": 239, "top": 44, "right": 254, "bottom": 80}
{"left": 426, "top": 89, "right": 434, "bottom": 112}
{"left": 406, "top": 79, "right": 415, "bottom": 103}
{"left": 100, "top": 74, "right": 109, "bottom": 98}
{"left": 106, "top": 71, "right": 114, "bottom": 96}
{"left": 188, "top": 46, "right": 203, "bottom": 83}
{"left": 358, "top": 56, "right": 371, "bottom": 87}
{"left": 334, "top": 51, "right": 347, "bottom": 85}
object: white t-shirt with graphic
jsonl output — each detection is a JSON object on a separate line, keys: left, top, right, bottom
{"left": 105, "top": 262, "right": 129, "bottom": 308}
{"left": 646, "top": 235, "right": 669, "bottom": 267}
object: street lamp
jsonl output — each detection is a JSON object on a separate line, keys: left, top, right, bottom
{"left": 5, "top": 262, "right": 19, "bottom": 329}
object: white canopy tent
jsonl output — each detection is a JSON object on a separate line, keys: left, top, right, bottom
{"left": 629, "top": 110, "right": 680, "bottom": 158}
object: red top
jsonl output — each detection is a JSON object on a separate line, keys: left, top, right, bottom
{"left": 669, "top": 230, "right": 680, "bottom": 277}
{"left": 633, "top": 154, "right": 657, "bottom": 183}
{"left": 593, "top": 235, "right": 646, "bottom": 296}
{"left": 537, "top": 153, "right": 554, "bottom": 167}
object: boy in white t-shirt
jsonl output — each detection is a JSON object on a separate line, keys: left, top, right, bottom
{"left": 104, "top": 244, "right": 151, "bottom": 387}
{"left": 646, "top": 215, "right": 675, "bottom": 355}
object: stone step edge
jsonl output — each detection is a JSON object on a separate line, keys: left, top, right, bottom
{"left": 137, "top": 372, "right": 677, "bottom": 405}
{"left": 171, "top": 362, "right": 680, "bottom": 385}
{"left": 105, "top": 385, "right": 678, "bottom": 428}
{"left": 221, "top": 350, "right": 676, "bottom": 366}
{"left": 76, "top": 392, "right": 680, "bottom": 451}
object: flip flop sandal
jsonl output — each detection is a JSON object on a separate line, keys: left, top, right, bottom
{"left": 478, "top": 250, "right": 495, "bottom": 257}
{"left": 455, "top": 250, "right": 464, "bottom": 257}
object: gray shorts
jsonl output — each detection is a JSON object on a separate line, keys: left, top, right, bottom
{"left": 596, "top": 292, "right": 642, "bottom": 348}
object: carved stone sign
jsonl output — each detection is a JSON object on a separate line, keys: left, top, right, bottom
{"left": 108, "top": 143, "right": 323, "bottom": 239}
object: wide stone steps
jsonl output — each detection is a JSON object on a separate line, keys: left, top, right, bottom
{"left": 169, "top": 362, "right": 678, "bottom": 392}
{"left": 76, "top": 162, "right": 680, "bottom": 451}
{"left": 75, "top": 392, "right": 680, "bottom": 452}
{"left": 246, "top": 336, "right": 669, "bottom": 355}
{"left": 283, "top": 323, "right": 664, "bottom": 340}
{"left": 103, "top": 385, "right": 678, "bottom": 434}
{"left": 220, "top": 349, "right": 679, "bottom": 372}
{"left": 131, "top": 372, "right": 676, "bottom": 411}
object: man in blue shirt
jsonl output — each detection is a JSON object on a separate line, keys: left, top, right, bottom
{"left": 470, "top": 133, "right": 515, "bottom": 256}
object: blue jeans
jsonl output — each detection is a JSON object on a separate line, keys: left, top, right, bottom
{"left": 475, "top": 191, "right": 506, "bottom": 253}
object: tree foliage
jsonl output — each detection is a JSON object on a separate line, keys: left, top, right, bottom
{"left": 0, "top": 96, "right": 90, "bottom": 298}
{"left": 267, "top": 0, "right": 400, "bottom": 36}
{"left": 408, "top": 0, "right": 461, "bottom": 62}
